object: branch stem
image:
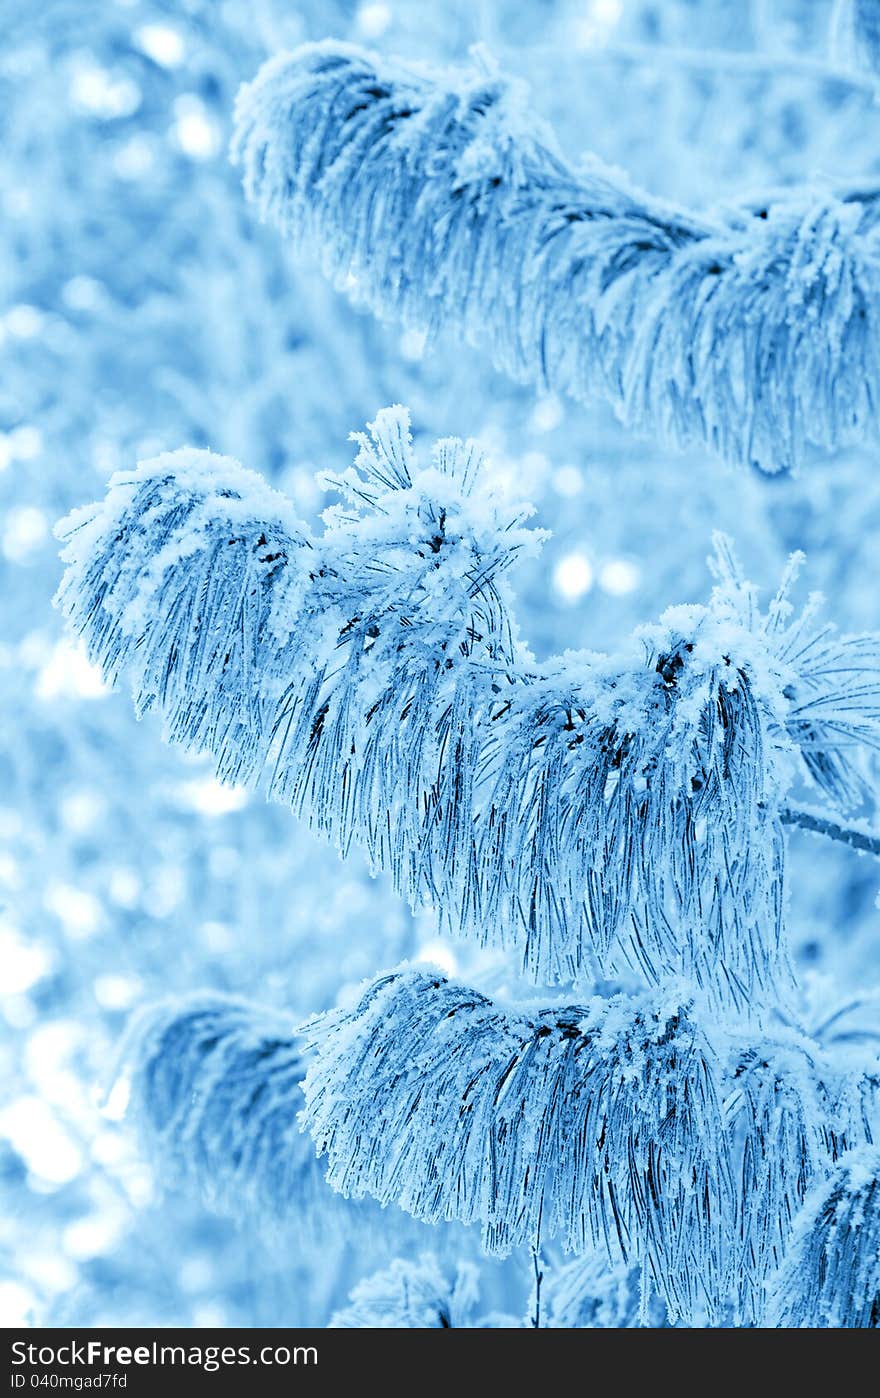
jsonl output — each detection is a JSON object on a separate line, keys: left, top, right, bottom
{"left": 532, "top": 1248, "right": 544, "bottom": 1330}
{"left": 780, "top": 804, "right": 880, "bottom": 857}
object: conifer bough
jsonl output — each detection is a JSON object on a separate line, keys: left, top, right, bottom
{"left": 55, "top": 409, "right": 880, "bottom": 1004}
{"left": 232, "top": 42, "right": 880, "bottom": 474}
{"left": 55, "top": 409, "right": 880, "bottom": 1324}
{"left": 299, "top": 966, "right": 873, "bottom": 1325}
{"left": 767, "top": 1144, "right": 880, "bottom": 1327}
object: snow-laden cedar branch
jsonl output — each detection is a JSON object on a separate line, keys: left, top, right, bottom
{"left": 767, "top": 1144, "right": 880, "bottom": 1327}
{"left": 116, "top": 994, "right": 329, "bottom": 1229}
{"left": 299, "top": 967, "right": 731, "bottom": 1323}
{"left": 55, "top": 408, "right": 880, "bottom": 1001}
{"left": 232, "top": 42, "right": 880, "bottom": 474}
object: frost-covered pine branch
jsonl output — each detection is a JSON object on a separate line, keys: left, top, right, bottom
{"left": 231, "top": 42, "right": 880, "bottom": 473}
{"left": 298, "top": 965, "right": 876, "bottom": 1325}
{"left": 55, "top": 409, "right": 880, "bottom": 1003}
{"left": 299, "top": 967, "right": 730, "bottom": 1323}
{"left": 722, "top": 1027, "right": 874, "bottom": 1323}
{"left": 329, "top": 1256, "right": 498, "bottom": 1328}
{"left": 767, "top": 1144, "right": 880, "bottom": 1327}
{"left": 542, "top": 1254, "right": 668, "bottom": 1329}
{"left": 54, "top": 410, "right": 880, "bottom": 1324}
{"left": 107, "top": 972, "right": 876, "bottom": 1324}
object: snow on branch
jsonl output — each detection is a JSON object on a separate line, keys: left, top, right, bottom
{"left": 116, "top": 993, "right": 330, "bottom": 1229}
{"left": 767, "top": 1144, "right": 880, "bottom": 1327}
{"left": 232, "top": 42, "right": 880, "bottom": 473}
{"left": 299, "top": 966, "right": 732, "bottom": 1324}
{"left": 54, "top": 449, "right": 309, "bottom": 784}
{"left": 55, "top": 410, "right": 880, "bottom": 1001}
{"left": 780, "top": 803, "right": 880, "bottom": 857}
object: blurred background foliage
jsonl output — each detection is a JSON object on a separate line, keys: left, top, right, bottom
{"left": 2, "top": 0, "right": 879, "bottom": 1326}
